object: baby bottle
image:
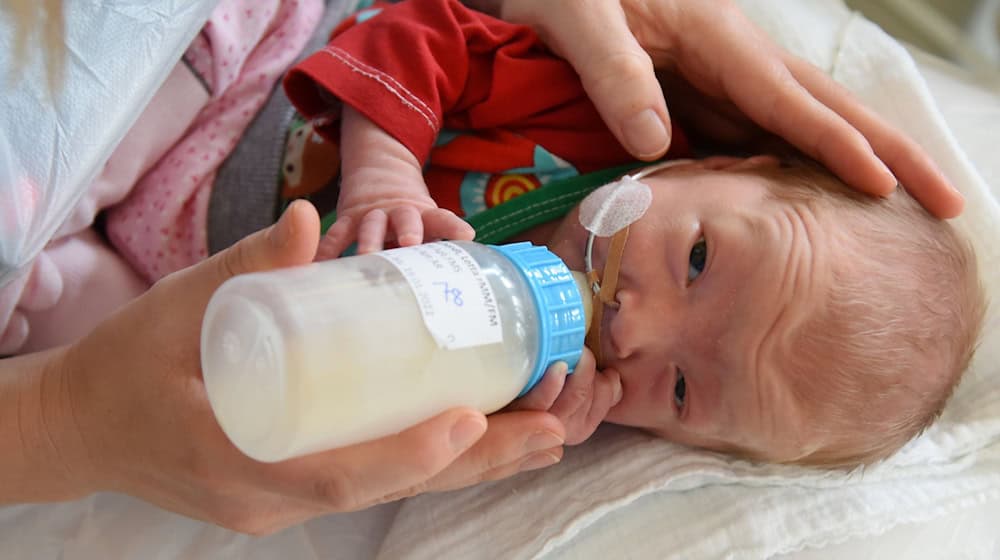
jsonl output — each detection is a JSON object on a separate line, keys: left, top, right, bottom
{"left": 201, "top": 241, "right": 592, "bottom": 462}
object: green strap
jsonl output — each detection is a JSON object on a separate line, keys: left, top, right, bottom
{"left": 316, "top": 162, "right": 647, "bottom": 243}
{"left": 469, "top": 163, "right": 645, "bottom": 244}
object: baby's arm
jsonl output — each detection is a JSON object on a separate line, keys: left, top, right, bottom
{"left": 317, "top": 107, "right": 474, "bottom": 259}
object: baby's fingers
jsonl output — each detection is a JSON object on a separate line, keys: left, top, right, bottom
{"left": 422, "top": 208, "right": 475, "bottom": 242}
{"left": 388, "top": 206, "right": 425, "bottom": 248}
{"left": 550, "top": 351, "right": 622, "bottom": 445}
{"left": 317, "top": 215, "right": 356, "bottom": 261}
{"left": 555, "top": 367, "right": 620, "bottom": 446}
{"left": 506, "top": 362, "right": 569, "bottom": 413}
{"left": 356, "top": 209, "right": 389, "bottom": 254}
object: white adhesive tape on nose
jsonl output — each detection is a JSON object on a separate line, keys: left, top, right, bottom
{"left": 579, "top": 175, "right": 652, "bottom": 236}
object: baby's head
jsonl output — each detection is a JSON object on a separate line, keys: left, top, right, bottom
{"left": 553, "top": 156, "right": 985, "bottom": 468}
{"left": 743, "top": 159, "right": 985, "bottom": 467}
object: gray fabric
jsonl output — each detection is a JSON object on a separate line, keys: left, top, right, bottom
{"left": 207, "top": 0, "right": 358, "bottom": 255}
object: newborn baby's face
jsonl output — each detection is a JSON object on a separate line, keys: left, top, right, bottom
{"left": 549, "top": 157, "right": 834, "bottom": 461}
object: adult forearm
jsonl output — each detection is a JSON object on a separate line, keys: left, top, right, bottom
{"left": 0, "top": 347, "right": 94, "bottom": 503}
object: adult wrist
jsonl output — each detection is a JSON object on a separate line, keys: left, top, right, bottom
{"left": 42, "top": 344, "right": 101, "bottom": 498}
{"left": 0, "top": 346, "right": 99, "bottom": 503}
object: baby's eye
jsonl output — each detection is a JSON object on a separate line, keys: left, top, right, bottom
{"left": 688, "top": 237, "right": 707, "bottom": 282}
{"left": 674, "top": 370, "right": 686, "bottom": 411}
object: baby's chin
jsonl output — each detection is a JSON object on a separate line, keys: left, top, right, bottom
{"left": 600, "top": 395, "right": 668, "bottom": 435}
{"left": 602, "top": 402, "right": 749, "bottom": 457}
{"left": 600, "top": 414, "right": 697, "bottom": 450}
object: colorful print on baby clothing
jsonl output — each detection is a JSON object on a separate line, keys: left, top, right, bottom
{"left": 420, "top": 127, "right": 583, "bottom": 220}
{"left": 277, "top": 114, "right": 342, "bottom": 222}
{"left": 105, "top": 0, "right": 324, "bottom": 282}
{"left": 453, "top": 142, "right": 579, "bottom": 217}
{"left": 280, "top": 114, "right": 341, "bottom": 199}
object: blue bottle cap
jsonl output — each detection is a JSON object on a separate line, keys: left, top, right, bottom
{"left": 491, "top": 242, "right": 588, "bottom": 396}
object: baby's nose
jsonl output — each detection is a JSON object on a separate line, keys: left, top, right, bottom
{"left": 609, "top": 289, "right": 678, "bottom": 361}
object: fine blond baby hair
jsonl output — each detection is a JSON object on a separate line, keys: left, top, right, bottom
{"left": 753, "top": 160, "right": 986, "bottom": 469}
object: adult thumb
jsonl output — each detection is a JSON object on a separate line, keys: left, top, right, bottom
{"left": 580, "top": 41, "right": 672, "bottom": 160}
{"left": 503, "top": 0, "right": 672, "bottom": 160}
{"left": 196, "top": 200, "right": 321, "bottom": 295}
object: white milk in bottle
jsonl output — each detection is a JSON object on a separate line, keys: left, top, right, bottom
{"left": 201, "top": 241, "right": 591, "bottom": 462}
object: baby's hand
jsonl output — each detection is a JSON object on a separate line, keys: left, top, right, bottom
{"left": 320, "top": 189, "right": 474, "bottom": 259}
{"left": 506, "top": 348, "right": 623, "bottom": 446}
{"left": 317, "top": 107, "right": 474, "bottom": 259}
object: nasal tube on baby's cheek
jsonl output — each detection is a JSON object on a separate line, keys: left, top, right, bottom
{"left": 578, "top": 175, "right": 652, "bottom": 236}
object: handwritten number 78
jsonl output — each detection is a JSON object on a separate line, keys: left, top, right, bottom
{"left": 433, "top": 282, "right": 464, "bottom": 306}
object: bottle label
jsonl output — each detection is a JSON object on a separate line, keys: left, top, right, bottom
{"left": 378, "top": 242, "right": 503, "bottom": 350}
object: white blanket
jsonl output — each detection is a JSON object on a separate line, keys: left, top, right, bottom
{"left": 374, "top": 2, "right": 1000, "bottom": 558}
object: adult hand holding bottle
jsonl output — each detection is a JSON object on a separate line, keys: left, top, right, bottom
{"left": 1, "top": 201, "right": 617, "bottom": 534}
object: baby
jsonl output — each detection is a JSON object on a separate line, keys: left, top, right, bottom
{"left": 280, "top": 0, "right": 986, "bottom": 467}
{"left": 544, "top": 157, "right": 985, "bottom": 467}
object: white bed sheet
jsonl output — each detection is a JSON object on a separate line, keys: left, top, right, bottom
{"left": 1, "top": 5, "right": 999, "bottom": 560}
{"left": 769, "top": 47, "right": 1000, "bottom": 560}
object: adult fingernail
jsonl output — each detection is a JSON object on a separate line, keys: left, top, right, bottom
{"left": 551, "top": 361, "right": 569, "bottom": 378}
{"left": 875, "top": 158, "right": 897, "bottom": 192}
{"left": 943, "top": 175, "right": 963, "bottom": 194}
{"left": 450, "top": 414, "right": 487, "bottom": 453}
{"left": 623, "top": 109, "right": 669, "bottom": 159}
{"left": 520, "top": 451, "right": 561, "bottom": 472}
{"left": 524, "top": 430, "right": 564, "bottom": 454}
{"left": 270, "top": 202, "right": 298, "bottom": 248}
{"left": 397, "top": 232, "right": 421, "bottom": 246}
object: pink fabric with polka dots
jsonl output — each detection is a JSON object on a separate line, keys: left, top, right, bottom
{"left": 1, "top": 61, "right": 205, "bottom": 354}
{"left": 106, "top": 0, "right": 323, "bottom": 282}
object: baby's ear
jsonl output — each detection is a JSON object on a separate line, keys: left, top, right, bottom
{"left": 700, "top": 155, "right": 782, "bottom": 171}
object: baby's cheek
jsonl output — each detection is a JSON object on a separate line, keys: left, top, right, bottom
{"left": 603, "top": 386, "right": 673, "bottom": 434}
{"left": 648, "top": 425, "right": 728, "bottom": 453}
{"left": 602, "top": 388, "right": 643, "bottom": 426}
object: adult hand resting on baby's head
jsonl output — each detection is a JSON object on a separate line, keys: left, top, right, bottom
{"left": 18, "top": 201, "right": 570, "bottom": 534}
{"left": 486, "top": 0, "right": 964, "bottom": 218}
{"left": 317, "top": 107, "right": 475, "bottom": 259}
